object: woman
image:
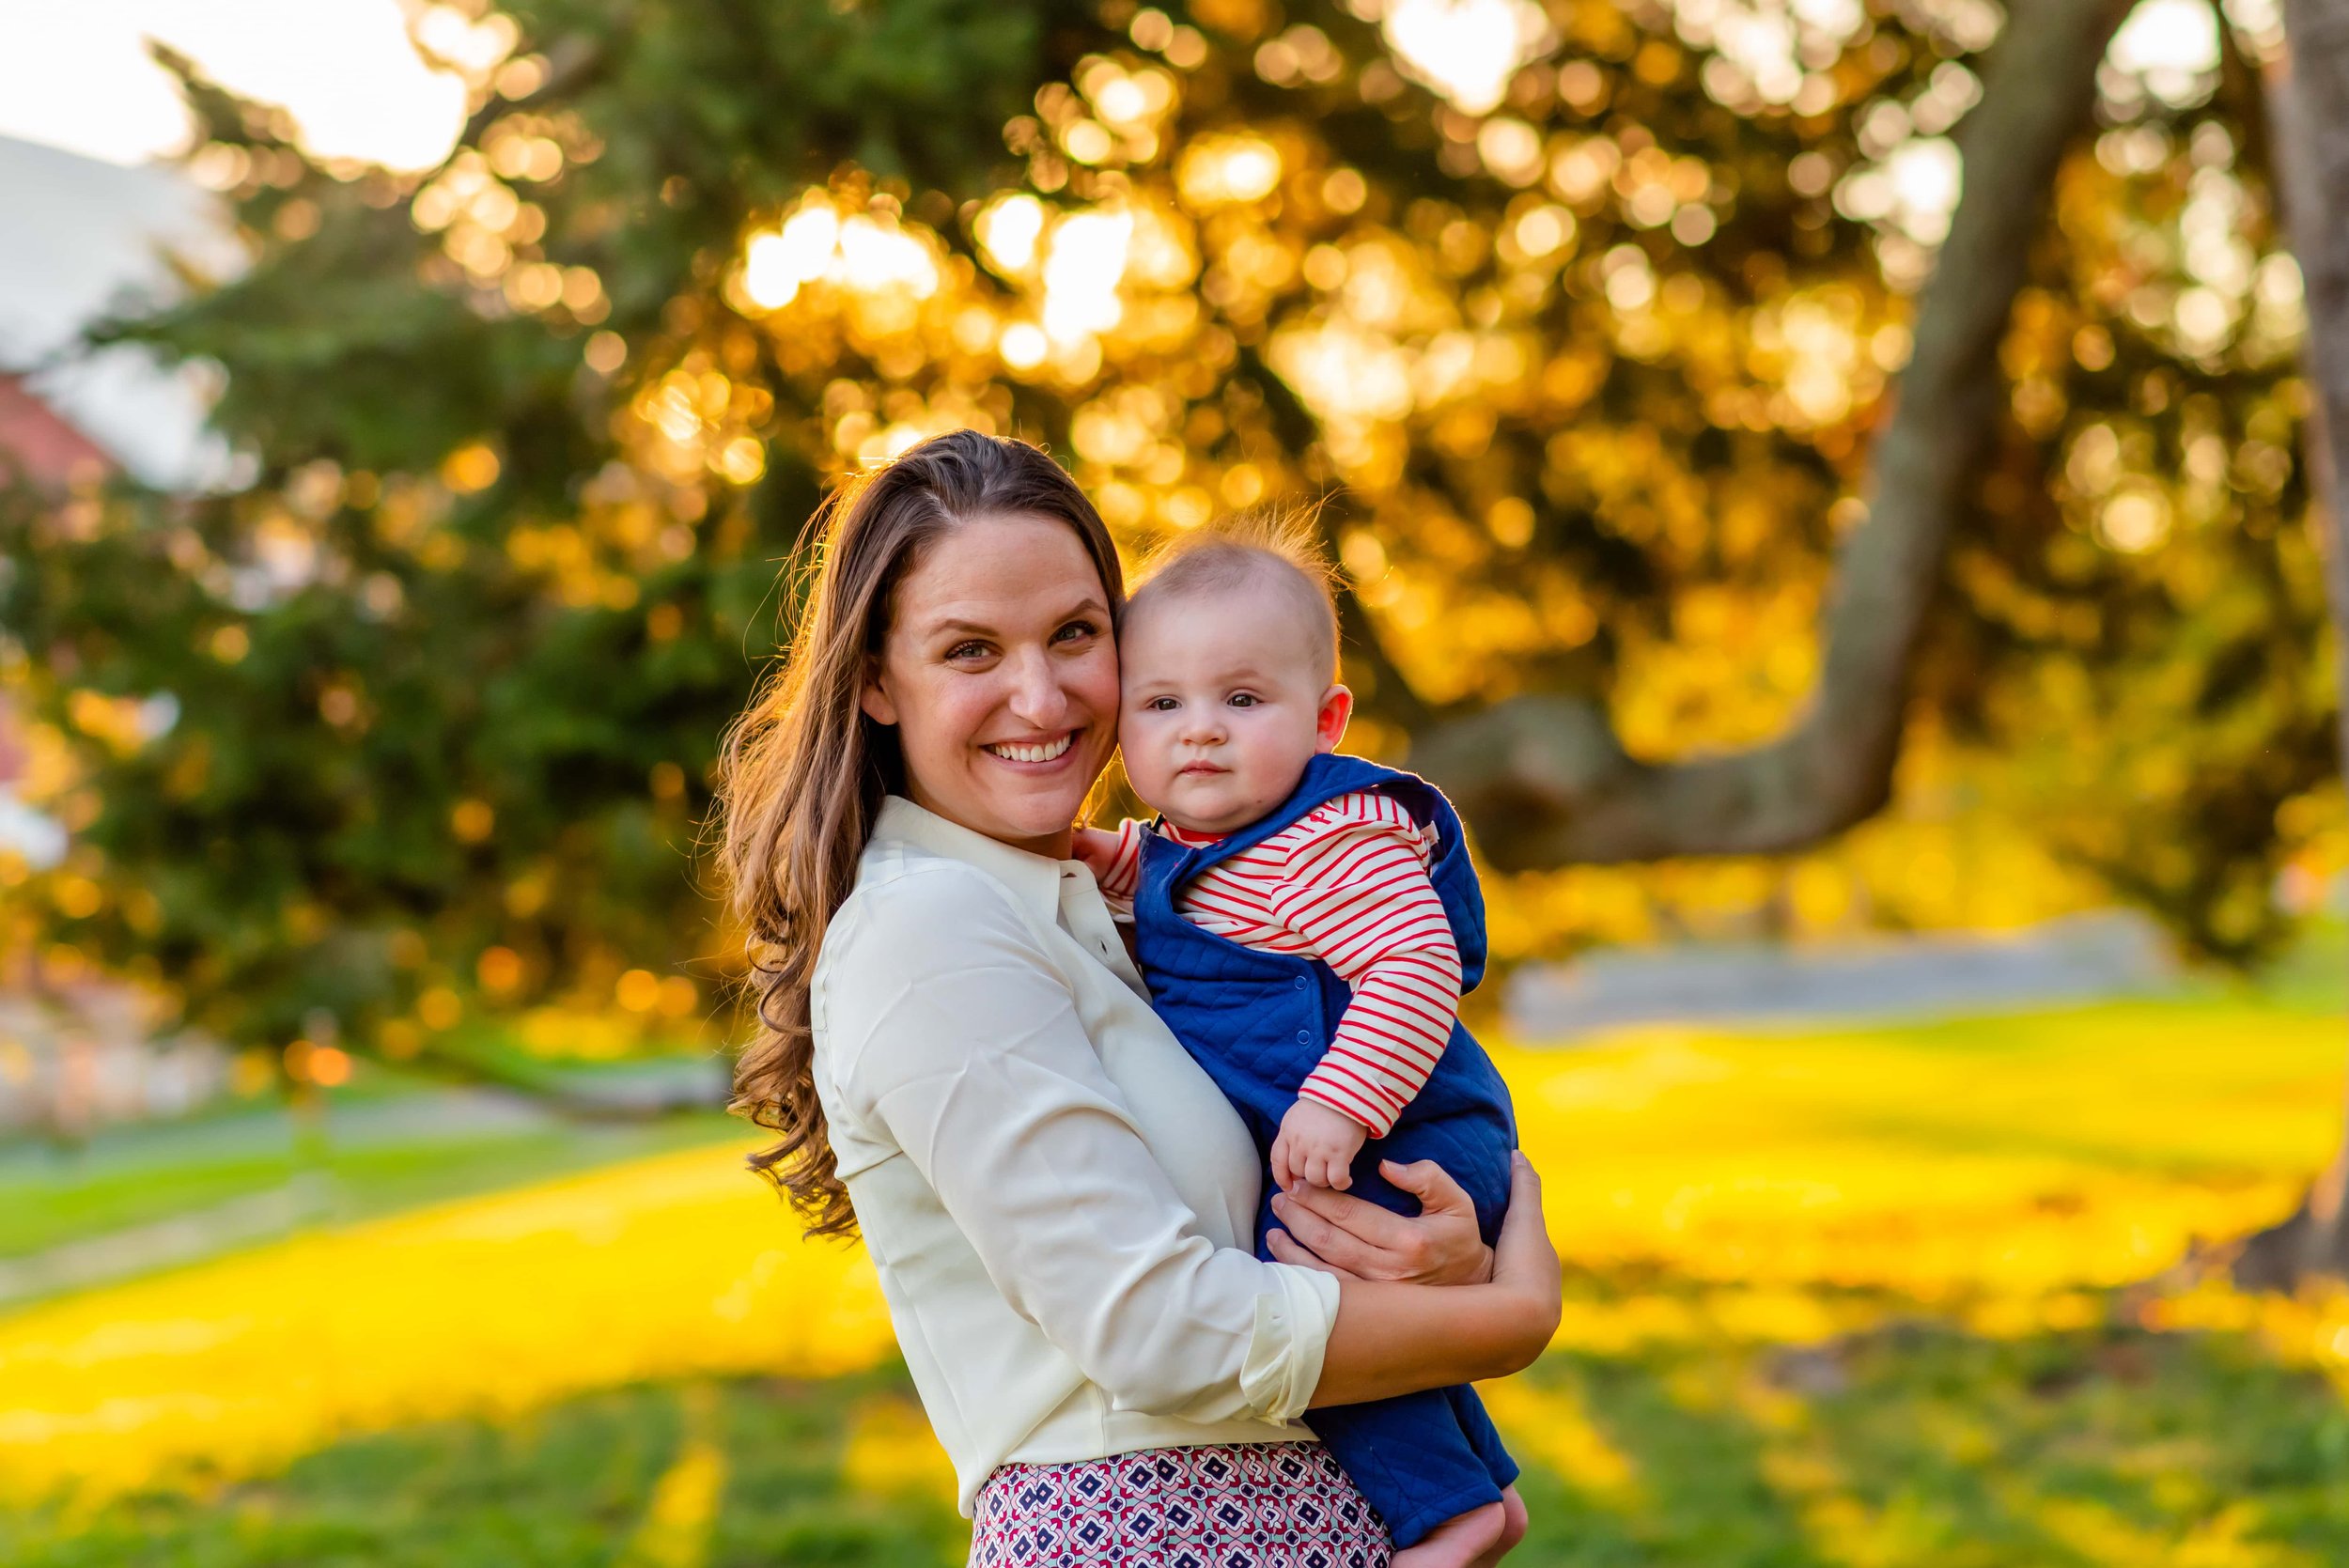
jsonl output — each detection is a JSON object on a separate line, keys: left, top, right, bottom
{"left": 717, "top": 430, "right": 1559, "bottom": 1566}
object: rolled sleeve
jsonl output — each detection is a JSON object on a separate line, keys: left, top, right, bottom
{"left": 1241, "top": 1264, "right": 1342, "bottom": 1421}
{"left": 825, "top": 865, "right": 1331, "bottom": 1422}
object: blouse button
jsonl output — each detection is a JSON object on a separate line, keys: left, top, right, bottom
{"left": 1296, "top": 1029, "right": 1311, "bottom": 1043}
{"left": 1293, "top": 976, "right": 1308, "bottom": 991}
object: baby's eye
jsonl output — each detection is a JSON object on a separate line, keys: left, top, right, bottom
{"left": 1144, "top": 695, "right": 1179, "bottom": 711}
{"left": 1227, "top": 692, "right": 1260, "bottom": 708}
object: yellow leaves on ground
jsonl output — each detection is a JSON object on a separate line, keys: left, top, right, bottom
{"left": 0, "top": 1144, "right": 894, "bottom": 1505}
{"left": 1499, "top": 1002, "right": 2341, "bottom": 1324}
{"left": 0, "top": 996, "right": 2341, "bottom": 1510}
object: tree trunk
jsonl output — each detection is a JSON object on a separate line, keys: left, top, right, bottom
{"left": 1387, "top": 0, "right": 2134, "bottom": 867}
{"left": 2233, "top": 0, "right": 2349, "bottom": 1292}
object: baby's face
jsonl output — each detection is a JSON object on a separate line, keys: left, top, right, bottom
{"left": 1117, "top": 583, "right": 1345, "bottom": 837}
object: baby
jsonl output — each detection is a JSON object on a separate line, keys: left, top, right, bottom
{"left": 1076, "top": 518, "right": 1525, "bottom": 1568}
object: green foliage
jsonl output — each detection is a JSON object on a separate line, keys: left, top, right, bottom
{"left": 0, "top": 0, "right": 2334, "bottom": 1068}
{"left": 6, "top": 1327, "right": 2347, "bottom": 1566}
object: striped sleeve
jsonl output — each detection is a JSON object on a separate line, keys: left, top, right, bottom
{"left": 1092, "top": 817, "right": 1147, "bottom": 919}
{"left": 1263, "top": 794, "right": 1463, "bottom": 1138}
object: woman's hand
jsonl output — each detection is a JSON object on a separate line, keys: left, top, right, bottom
{"left": 1265, "top": 1157, "right": 1494, "bottom": 1285}
{"left": 1300, "top": 1155, "right": 1561, "bottom": 1405}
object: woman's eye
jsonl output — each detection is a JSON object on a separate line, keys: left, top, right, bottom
{"left": 944, "top": 641, "right": 988, "bottom": 661}
{"left": 1052, "top": 619, "right": 1098, "bottom": 644}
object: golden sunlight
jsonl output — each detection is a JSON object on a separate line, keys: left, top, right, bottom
{"left": 1041, "top": 209, "right": 1134, "bottom": 344}
{"left": 741, "top": 205, "right": 842, "bottom": 310}
{"left": 1378, "top": 0, "right": 1554, "bottom": 116}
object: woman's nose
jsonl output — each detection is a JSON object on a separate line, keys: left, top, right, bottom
{"left": 1003, "top": 646, "right": 1070, "bottom": 727}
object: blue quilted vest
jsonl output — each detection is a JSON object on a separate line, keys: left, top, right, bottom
{"left": 1132, "top": 751, "right": 1517, "bottom": 1245}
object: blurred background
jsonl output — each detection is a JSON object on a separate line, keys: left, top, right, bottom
{"left": 4, "top": 0, "right": 2348, "bottom": 1562}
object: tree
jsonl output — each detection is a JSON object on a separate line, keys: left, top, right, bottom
{"left": 0, "top": 0, "right": 2334, "bottom": 1080}
{"left": 2234, "top": 0, "right": 2349, "bottom": 1290}
{"left": 1409, "top": 0, "right": 2132, "bottom": 862}
{"left": 0, "top": 0, "right": 1081, "bottom": 1069}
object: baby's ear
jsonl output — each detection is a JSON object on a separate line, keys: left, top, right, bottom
{"left": 1315, "top": 685, "right": 1353, "bottom": 753}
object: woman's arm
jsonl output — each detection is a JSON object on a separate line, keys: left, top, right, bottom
{"left": 1304, "top": 1156, "right": 1559, "bottom": 1406}
{"left": 824, "top": 867, "right": 1337, "bottom": 1423}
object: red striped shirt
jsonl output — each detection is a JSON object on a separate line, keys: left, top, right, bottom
{"left": 1097, "top": 790, "right": 1463, "bottom": 1137}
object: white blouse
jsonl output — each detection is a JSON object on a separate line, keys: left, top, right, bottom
{"left": 810, "top": 795, "right": 1341, "bottom": 1516}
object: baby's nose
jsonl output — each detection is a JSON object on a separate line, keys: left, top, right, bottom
{"left": 1180, "top": 712, "right": 1225, "bottom": 739}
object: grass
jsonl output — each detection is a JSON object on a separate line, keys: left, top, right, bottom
{"left": 0, "top": 1149, "right": 304, "bottom": 1257}
{"left": 0, "top": 1372, "right": 969, "bottom": 1568}
{"left": 3, "top": 979, "right": 2347, "bottom": 1565}
{"left": 1493, "top": 1307, "right": 2349, "bottom": 1565}
{"left": 0, "top": 1023, "right": 748, "bottom": 1272}
{"left": 0, "top": 1116, "right": 743, "bottom": 1263}
{"left": 7, "top": 1306, "right": 2348, "bottom": 1566}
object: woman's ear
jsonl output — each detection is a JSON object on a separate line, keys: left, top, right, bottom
{"left": 1314, "top": 685, "right": 1353, "bottom": 753}
{"left": 858, "top": 664, "right": 898, "bottom": 726}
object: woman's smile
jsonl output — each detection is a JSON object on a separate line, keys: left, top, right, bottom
{"left": 981, "top": 730, "right": 1080, "bottom": 766}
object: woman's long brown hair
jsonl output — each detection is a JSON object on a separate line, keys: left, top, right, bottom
{"left": 714, "top": 430, "right": 1125, "bottom": 1237}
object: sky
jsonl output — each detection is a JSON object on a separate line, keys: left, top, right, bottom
{"left": 0, "top": 1, "right": 469, "bottom": 170}
{"left": 0, "top": 2, "right": 482, "bottom": 492}
{"left": 0, "top": 0, "right": 2233, "bottom": 176}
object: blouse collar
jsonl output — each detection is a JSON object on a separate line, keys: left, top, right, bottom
{"left": 870, "top": 795, "right": 1074, "bottom": 922}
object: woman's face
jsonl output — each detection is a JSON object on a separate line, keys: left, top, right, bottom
{"left": 861, "top": 512, "right": 1119, "bottom": 860}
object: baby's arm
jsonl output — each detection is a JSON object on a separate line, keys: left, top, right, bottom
{"left": 1268, "top": 795, "right": 1465, "bottom": 1191}
{"left": 1073, "top": 817, "right": 1148, "bottom": 919}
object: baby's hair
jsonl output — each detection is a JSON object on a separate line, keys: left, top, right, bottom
{"left": 1128, "top": 507, "right": 1343, "bottom": 682}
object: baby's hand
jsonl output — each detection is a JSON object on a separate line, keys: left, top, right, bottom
{"left": 1271, "top": 1099, "right": 1369, "bottom": 1192}
{"left": 1071, "top": 827, "right": 1123, "bottom": 882}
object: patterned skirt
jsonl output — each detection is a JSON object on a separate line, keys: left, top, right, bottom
{"left": 968, "top": 1441, "right": 1392, "bottom": 1568}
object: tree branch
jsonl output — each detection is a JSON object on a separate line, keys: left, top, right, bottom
{"left": 2268, "top": 0, "right": 2349, "bottom": 749}
{"left": 1336, "top": 582, "right": 1437, "bottom": 730}
{"left": 1408, "top": 0, "right": 2135, "bottom": 869}
{"left": 2233, "top": 0, "right": 2349, "bottom": 1290}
